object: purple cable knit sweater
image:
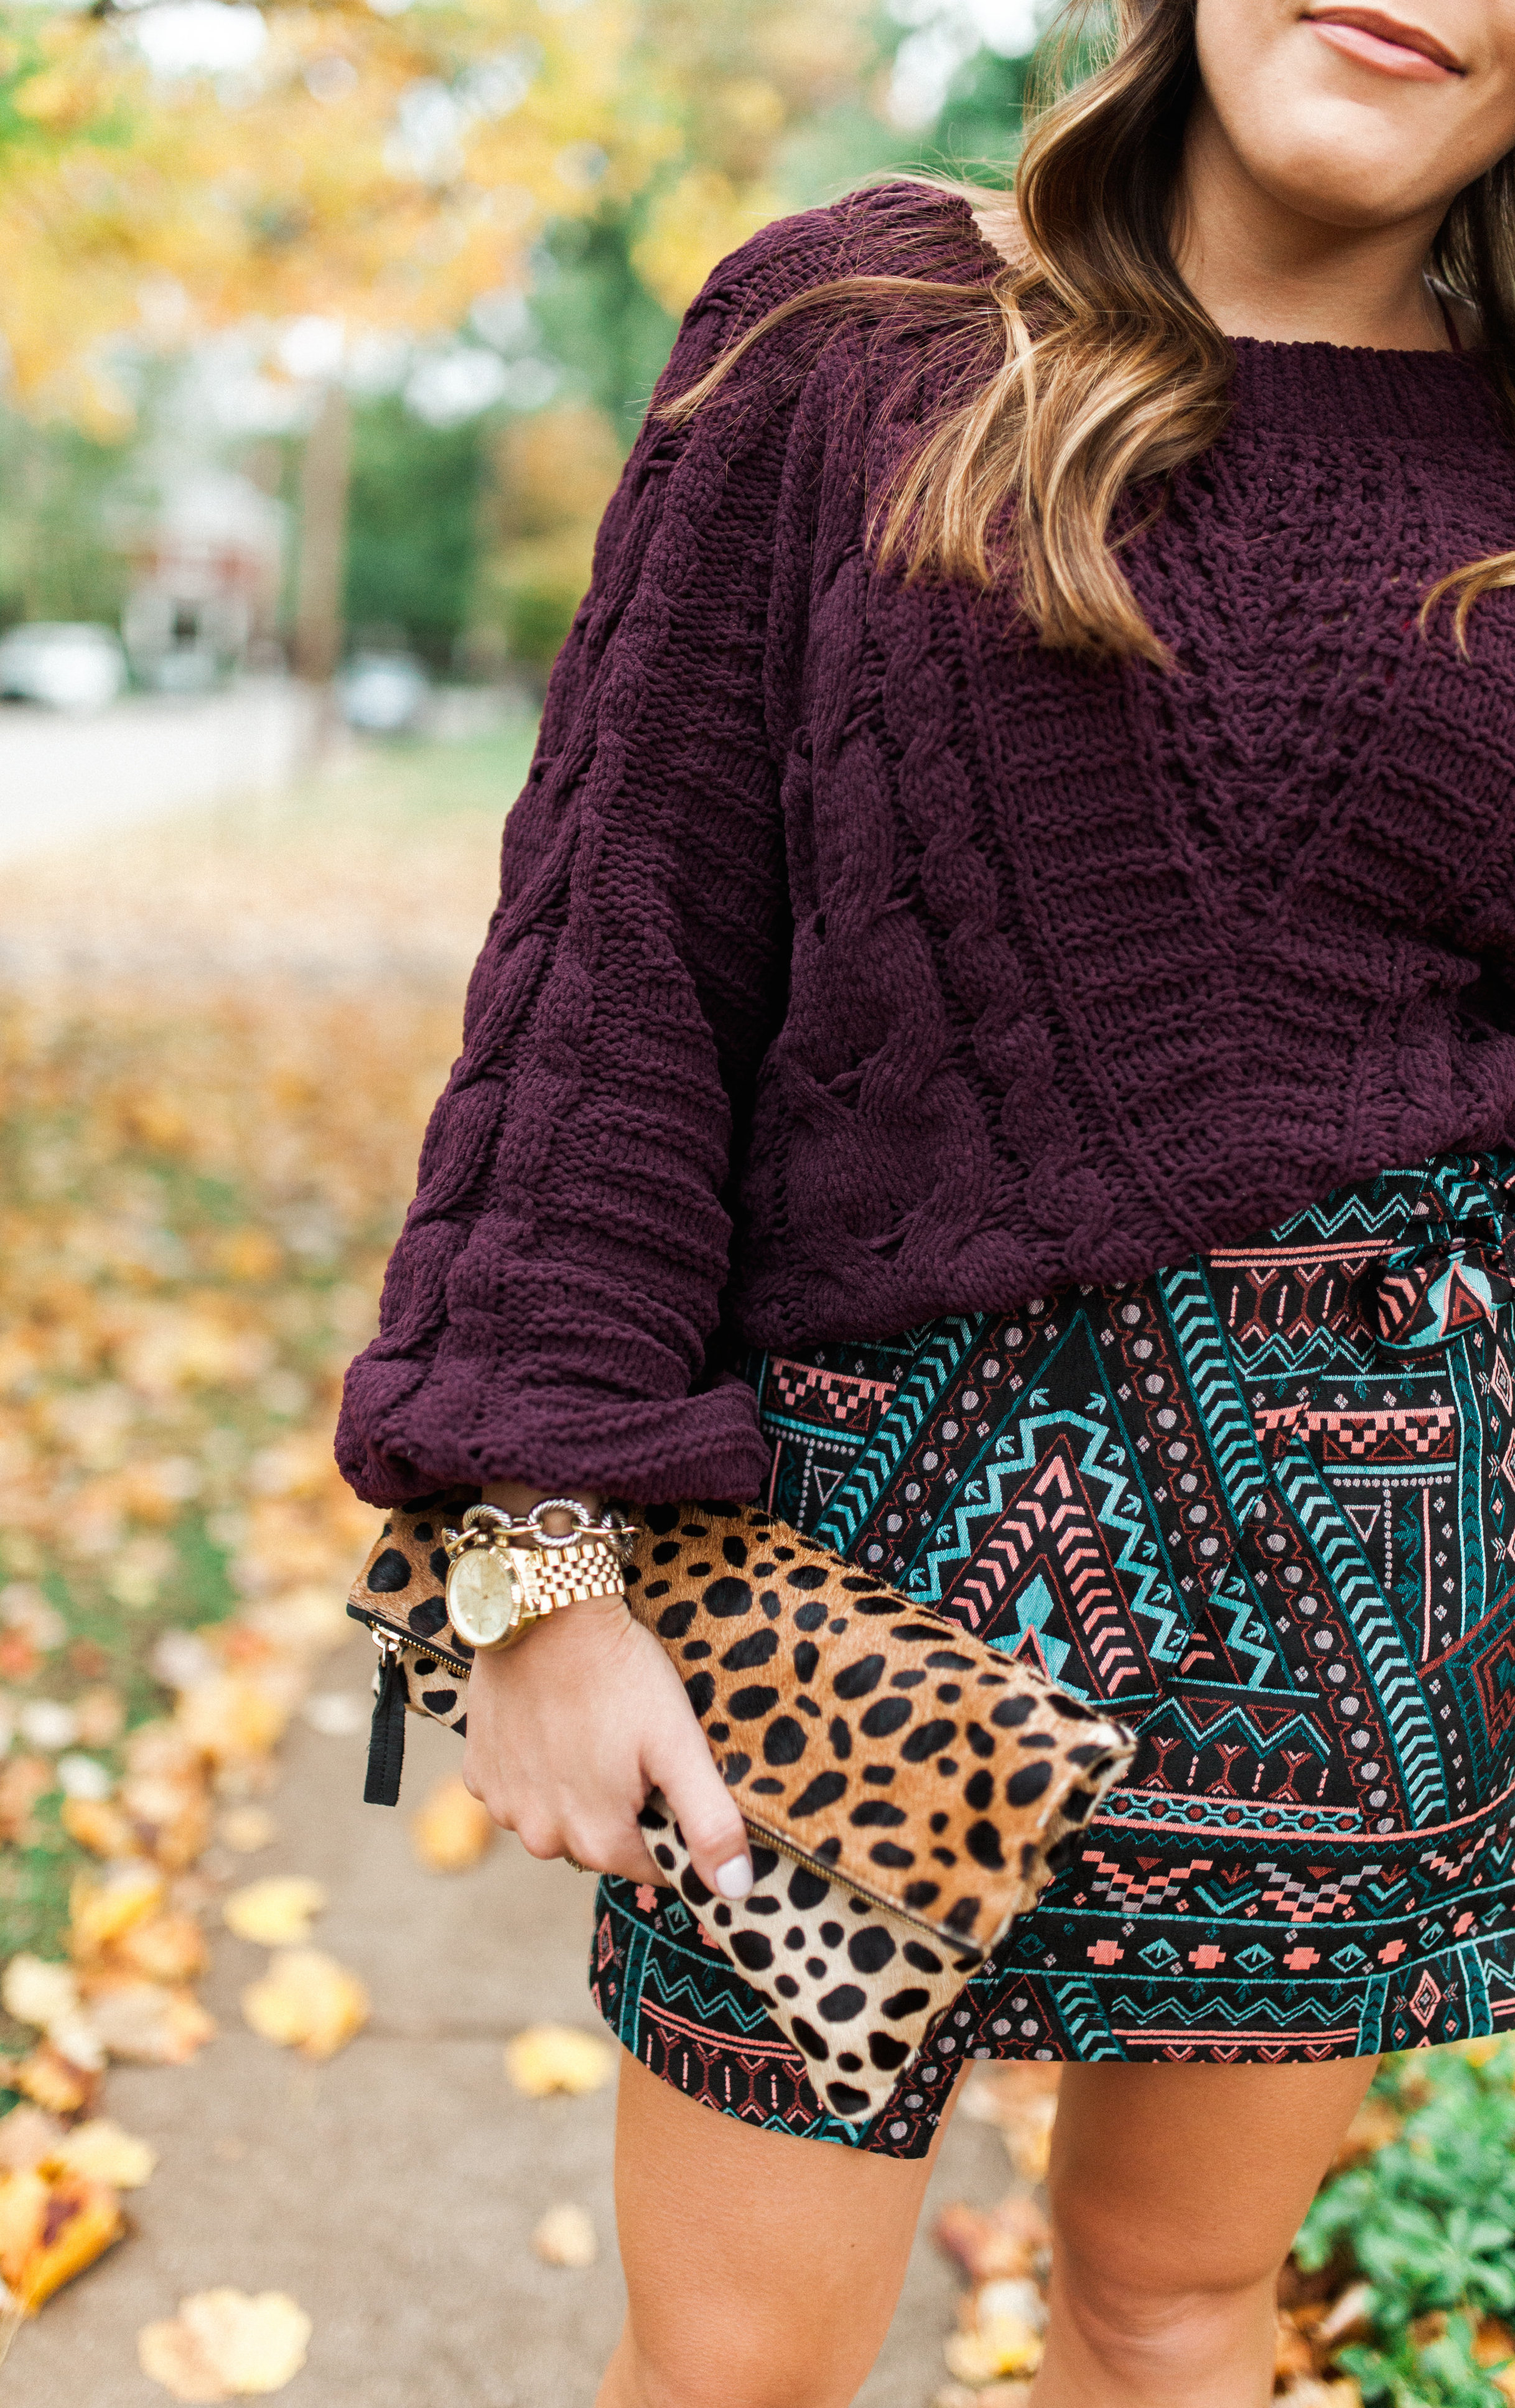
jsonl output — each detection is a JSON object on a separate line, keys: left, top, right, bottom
{"left": 337, "top": 183, "right": 1515, "bottom": 1508}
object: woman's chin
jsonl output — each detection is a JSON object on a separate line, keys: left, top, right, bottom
{"left": 1235, "top": 129, "right": 1467, "bottom": 233}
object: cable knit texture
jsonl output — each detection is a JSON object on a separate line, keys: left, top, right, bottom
{"left": 338, "top": 182, "right": 1515, "bottom": 1507}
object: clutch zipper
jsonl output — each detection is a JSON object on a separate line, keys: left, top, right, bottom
{"left": 347, "top": 1601, "right": 475, "bottom": 1680}
{"left": 349, "top": 1600, "right": 997, "bottom": 1959}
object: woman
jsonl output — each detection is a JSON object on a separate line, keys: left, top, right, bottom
{"left": 338, "top": 3, "right": 1515, "bottom": 2401}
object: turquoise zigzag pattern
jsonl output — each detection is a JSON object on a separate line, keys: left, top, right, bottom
{"left": 1224, "top": 1325, "right": 1379, "bottom": 1378}
{"left": 1449, "top": 1337, "right": 1494, "bottom": 1639}
{"left": 1157, "top": 1266, "right": 1270, "bottom": 1520}
{"left": 1278, "top": 1446, "right": 1447, "bottom": 1824}
{"left": 1206, "top": 1566, "right": 1290, "bottom": 1688}
{"left": 814, "top": 1317, "right": 979, "bottom": 1553}
{"left": 640, "top": 1948, "right": 784, "bottom": 2038}
{"left": 1150, "top": 1697, "right": 1331, "bottom": 1762}
{"left": 1046, "top": 1977, "right": 1124, "bottom": 2059}
{"left": 1104, "top": 1986, "right": 1368, "bottom": 2033}
{"left": 1271, "top": 1191, "right": 1424, "bottom": 1246}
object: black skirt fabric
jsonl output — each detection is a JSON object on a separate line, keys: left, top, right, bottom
{"left": 590, "top": 1151, "right": 1515, "bottom": 2155}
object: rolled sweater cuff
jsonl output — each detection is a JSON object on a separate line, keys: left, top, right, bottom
{"left": 333, "top": 1371, "right": 773, "bottom": 1509}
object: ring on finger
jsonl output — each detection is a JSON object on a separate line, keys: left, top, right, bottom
{"left": 562, "top": 1853, "right": 592, "bottom": 1874}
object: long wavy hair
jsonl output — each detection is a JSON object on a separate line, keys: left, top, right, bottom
{"left": 666, "top": 0, "right": 1515, "bottom": 666}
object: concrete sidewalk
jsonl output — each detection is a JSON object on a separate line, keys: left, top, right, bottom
{"left": 0, "top": 681, "right": 322, "bottom": 865}
{"left": 9, "top": 1633, "right": 1002, "bottom": 2407}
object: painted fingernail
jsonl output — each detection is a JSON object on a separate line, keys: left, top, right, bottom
{"left": 716, "top": 1856, "right": 754, "bottom": 1899}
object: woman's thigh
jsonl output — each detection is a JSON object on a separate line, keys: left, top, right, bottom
{"left": 1047, "top": 2054, "right": 1377, "bottom": 2287}
{"left": 599, "top": 2050, "right": 958, "bottom": 2408}
{"left": 1033, "top": 2055, "right": 1380, "bottom": 2408}
{"left": 599, "top": 2049, "right": 1379, "bottom": 2408}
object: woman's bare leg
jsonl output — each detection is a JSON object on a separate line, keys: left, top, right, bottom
{"left": 599, "top": 2048, "right": 1378, "bottom": 2408}
{"left": 597, "top": 2051, "right": 959, "bottom": 2408}
{"left": 1030, "top": 2056, "right": 1379, "bottom": 2408}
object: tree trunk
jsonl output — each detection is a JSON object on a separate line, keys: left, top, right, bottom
{"left": 292, "top": 381, "right": 352, "bottom": 682}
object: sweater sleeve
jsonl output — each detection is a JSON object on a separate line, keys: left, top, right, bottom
{"left": 335, "top": 234, "right": 818, "bottom": 1508}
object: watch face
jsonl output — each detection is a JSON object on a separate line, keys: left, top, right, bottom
{"left": 445, "top": 1546, "right": 524, "bottom": 1648}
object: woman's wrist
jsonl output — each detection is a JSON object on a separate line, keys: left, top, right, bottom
{"left": 457, "top": 1482, "right": 627, "bottom": 1652}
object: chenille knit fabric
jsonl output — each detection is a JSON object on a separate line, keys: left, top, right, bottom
{"left": 337, "top": 182, "right": 1515, "bottom": 1508}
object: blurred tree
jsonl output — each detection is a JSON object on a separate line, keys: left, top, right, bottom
{"left": 529, "top": 213, "right": 678, "bottom": 445}
{"left": 292, "top": 381, "right": 352, "bottom": 680}
{"left": 0, "top": 0, "right": 1048, "bottom": 669}
{"left": 0, "top": 0, "right": 883, "bottom": 419}
{"left": 931, "top": 47, "right": 1035, "bottom": 175}
{"left": 343, "top": 394, "right": 487, "bottom": 667}
{"left": 0, "top": 412, "right": 129, "bottom": 627}
{"left": 474, "top": 401, "right": 622, "bottom": 676}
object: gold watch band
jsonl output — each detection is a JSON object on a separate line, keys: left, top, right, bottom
{"left": 513, "top": 1534, "right": 629, "bottom": 1614}
{"left": 441, "top": 1499, "right": 633, "bottom": 1650}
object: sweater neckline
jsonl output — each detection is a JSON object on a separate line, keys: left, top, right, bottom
{"left": 1226, "top": 329, "right": 1489, "bottom": 439}
{"left": 936, "top": 188, "right": 1492, "bottom": 442}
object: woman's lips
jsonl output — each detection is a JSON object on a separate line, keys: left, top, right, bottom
{"left": 1308, "top": 17, "right": 1460, "bottom": 79}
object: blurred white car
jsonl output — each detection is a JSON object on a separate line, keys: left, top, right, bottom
{"left": 335, "top": 650, "right": 431, "bottom": 735}
{"left": 0, "top": 622, "right": 128, "bottom": 712}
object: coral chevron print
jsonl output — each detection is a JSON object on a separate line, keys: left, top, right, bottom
{"left": 592, "top": 1153, "right": 1515, "bottom": 2155}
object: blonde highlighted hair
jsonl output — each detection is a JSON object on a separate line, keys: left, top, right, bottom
{"left": 667, "top": 0, "right": 1515, "bottom": 666}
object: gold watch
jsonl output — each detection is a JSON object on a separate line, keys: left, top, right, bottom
{"left": 441, "top": 1499, "right": 634, "bottom": 1652}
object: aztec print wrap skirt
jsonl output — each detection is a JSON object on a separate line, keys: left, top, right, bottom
{"left": 590, "top": 1150, "right": 1515, "bottom": 2157}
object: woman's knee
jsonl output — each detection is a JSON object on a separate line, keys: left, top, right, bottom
{"left": 1046, "top": 2172, "right": 1283, "bottom": 2374}
{"left": 600, "top": 2320, "right": 869, "bottom": 2408}
{"left": 1050, "top": 2167, "right": 1288, "bottom": 2314}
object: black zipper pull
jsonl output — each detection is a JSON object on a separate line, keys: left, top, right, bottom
{"left": 364, "top": 1644, "right": 409, "bottom": 1806}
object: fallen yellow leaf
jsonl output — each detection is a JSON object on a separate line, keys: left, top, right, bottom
{"left": 0, "top": 2172, "right": 49, "bottom": 2284}
{"left": 110, "top": 1912, "right": 208, "bottom": 1986}
{"left": 187, "top": 2289, "right": 311, "bottom": 2394}
{"left": 241, "top": 1950, "right": 368, "bottom": 2060}
{"left": 10, "top": 2043, "right": 101, "bottom": 2116}
{"left": 223, "top": 1879, "right": 325, "bottom": 1947}
{"left": 0, "top": 2165, "right": 123, "bottom": 2312}
{"left": 531, "top": 2203, "right": 597, "bottom": 2267}
{"left": 411, "top": 1777, "right": 495, "bottom": 1874}
{"left": 82, "top": 1980, "right": 215, "bottom": 2065}
{"left": 118, "top": 1769, "right": 213, "bottom": 1872}
{"left": 174, "top": 1676, "right": 286, "bottom": 1767}
{"left": 943, "top": 2318, "right": 1045, "bottom": 2384}
{"left": 138, "top": 2314, "right": 229, "bottom": 2404}
{"left": 504, "top": 2025, "right": 615, "bottom": 2098}
{"left": 50, "top": 2119, "right": 157, "bottom": 2190}
{"left": 1, "top": 1956, "right": 80, "bottom": 2034}
{"left": 139, "top": 2290, "right": 312, "bottom": 2399}
{"left": 60, "top": 1795, "right": 141, "bottom": 1859}
{"left": 70, "top": 1862, "right": 169, "bottom": 1955}
{"left": 219, "top": 1809, "right": 278, "bottom": 1856}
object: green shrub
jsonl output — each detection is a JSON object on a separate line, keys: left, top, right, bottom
{"left": 1296, "top": 2048, "right": 1515, "bottom": 2406}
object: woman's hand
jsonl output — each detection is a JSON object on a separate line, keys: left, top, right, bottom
{"left": 460, "top": 1589, "right": 755, "bottom": 1898}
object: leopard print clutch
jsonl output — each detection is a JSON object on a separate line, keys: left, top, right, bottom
{"left": 348, "top": 1496, "right": 1133, "bottom": 1956}
{"left": 348, "top": 1495, "right": 1134, "bottom": 2118}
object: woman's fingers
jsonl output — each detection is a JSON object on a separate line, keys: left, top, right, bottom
{"left": 467, "top": 1788, "right": 666, "bottom": 1886}
{"left": 585, "top": 1831, "right": 666, "bottom": 1886}
{"left": 650, "top": 1718, "right": 753, "bottom": 1900}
